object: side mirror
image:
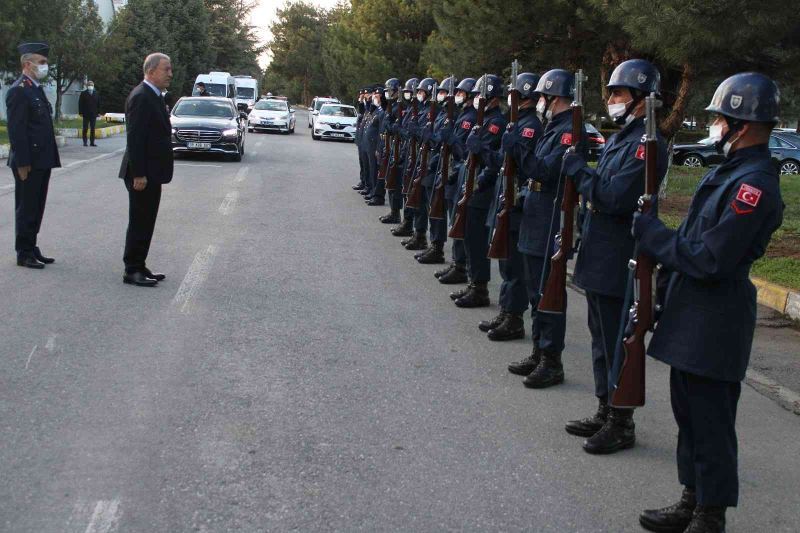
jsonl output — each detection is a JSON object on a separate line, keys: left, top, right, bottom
{"left": 290, "top": 108, "right": 295, "bottom": 113}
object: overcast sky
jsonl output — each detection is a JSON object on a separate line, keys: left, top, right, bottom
{"left": 251, "top": 0, "right": 343, "bottom": 67}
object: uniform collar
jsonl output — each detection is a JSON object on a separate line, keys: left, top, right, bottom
{"left": 616, "top": 115, "right": 645, "bottom": 139}
{"left": 548, "top": 108, "right": 572, "bottom": 127}
{"left": 143, "top": 79, "right": 162, "bottom": 97}
{"left": 703, "top": 144, "right": 770, "bottom": 186}
{"left": 23, "top": 74, "right": 40, "bottom": 88}
{"left": 726, "top": 143, "right": 769, "bottom": 162}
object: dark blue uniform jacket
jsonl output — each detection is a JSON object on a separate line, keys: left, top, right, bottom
{"left": 466, "top": 105, "right": 507, "bottom": 210}
{"left": 5, "top": 75, "right": 61, "bottom": 170}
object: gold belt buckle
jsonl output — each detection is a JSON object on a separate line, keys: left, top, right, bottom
{"left": 527, "top": 179, "right": 542, "bottom": 192}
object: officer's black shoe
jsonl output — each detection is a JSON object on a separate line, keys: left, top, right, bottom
{"left": 434, "top": 263, "right": 455, "bottom": 278}
{"left": 582, "top": 407, "right": 635, "bottom": 455}
{"left": 639, "top": 487, "right": 697, "bottom": 533}
{"left": 404, "top": 232, "right": 428, "bottom": 251}
{"left": 522, "top": 349, "right": 564, "bottom": 388}
{"left": 508, "top": 346, "right": 542, "bottom": 376}
{"left": 359, "top": 189, "right": 370, "bottom": 196}
{"left": 17, "top": 255, "right": 46, "bottom": 269}
{"left": 565, "top": 400, "right": 609, "bottom": 437}
{"left": 123, "top": 271, "right": 158, "bottom": 287}
{"left": 143, "top": 267, "right": 166, "bottom": 282}
{"left": 33, "top": 247, "right": 55, "bottom": 264}
{"left": 487, "top": 313, "right": 525, "bottom": 341}
{"left": 391, "top": 220, "right": 413, "bottom": 237}
{"left": 90, "top": 143, "right": 97, "bottom": 147}
{"left": 439, "top": 264, "right": 468, "bottom": 284}
{"left": 479, "top": 311, "right": 507, "bottom": 332}
{"left": 417, "top": 242, "right": 445, "bottom": 264}
{"left": 450, "top": 283, "right": 473, "bottom": 301}
{"left": 367, "top": 196, "right": 385, "bottom": 206}
{"left": 352, "top": 183, "right": 365, "bottom": 190}
{"left": 379, "top": 209, "right": 401, "bottom": 224}
{"left": 683, "top": 506, "right": 726, "bottom": 533}
{"left": 414, "top": 246, "right": 432, "bottom": 260}
{"left": 454, "top": 282, "right": 490, "bottom": 308}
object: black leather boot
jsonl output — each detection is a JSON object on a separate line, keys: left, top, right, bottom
{"left": 418, "top": 241, "right": 445, "bottom": 264}
{"left": 487, "top": 312, "right": 525, "bottom": 341}
{"left": 454, "top": 282, "right": 490, "bottom": 308}
{"left": 565, "top": 399, "right": 609, "bottom": 437}
{"left": 366, "top": 196, "right": 385, "bottom": 206}
{"left": 507, "top": 345, "right": 542, "bottom": 376}
{"left": 522, "top": 349, "right": 564, "bottom": 388}
{"left": 414, "top": 246, "right": 432, "bottom": 259}
{"left": 450, "top": 283, "right": 473, "bottom": 301}
{"left": 435, "top": 263, "right": 455, "bottom": 279}
{"left": 391, "top": 218, "right": 413, "bottom": 237}
{"left": 683, "top": 506, "right": 726, "bottom": 533}
{"left": 439, "top": 264, "right": 468, "bottom": 284}
{"left": 404, "top": 232, "right": 428, "bottom": 250}
{"left": 352, "top": 183, "right": 365, "bottom": 190}
{"left": 479, "top": 311, "right": 507, "bottom": 332}
{"left": 639, "top": 487, "right": 697, "bottom": 533}
{"left": 582, "top": 407, "right": 635, "bottom": 454}
{"left": 359, "top": 189, "right": 370, "bottom": 196}
{"left": 380, "top": 209, "right": 401, "bottom": 224}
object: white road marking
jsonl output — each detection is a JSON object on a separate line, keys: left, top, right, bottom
{"left": 175, "top": 163, "right": 223, "bottom": 168}
{"left": 25, "top": 345, "right": 37, "bottom": 370}
{"left": 234, "top": 166, "right": 249, "bottom": 183}
{"left": 45, "top": 333, "right": 57, "bottom": 353}
{"left": 84, "top": 498, "right": 121, "bottom": 533}
{"left": 173, "top": 245, "right": 218, "bottom": 314}
{"left": 746, "top": 368, "right": 800, "bottom": 414}
{"left": 218, "top": 190, "right": 239, "bottom": 215}
{"left": 0, "top": 184, "right": 14, "bottom": 191}
{"left": 53, "top": 148, "right": 125, "bottom": 175}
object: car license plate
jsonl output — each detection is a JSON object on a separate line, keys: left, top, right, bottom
{"left": 330, "top": 133, "right": 346, "bottom": 138}
{"left": 187, "top": 142, "right": 211, "bottom": 149}
{"left": 262, "top": 120, "right": 272, "bottom": 125}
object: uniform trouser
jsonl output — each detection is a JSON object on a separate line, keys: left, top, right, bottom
{"left": 447, "top": 198, "right": 465, "bottom": 265}
{"left": 585, "top": 290, "right": 626, "bottom": 400}
{"left": 428, "top": 184, "right": 447, "bottom": 243}
{"left": 464, "top": 206, "right": 490, "bottom": 282}
{"left": 389, "top": 188, "right": 403, "bottom": 210}
{"left": 123, "top": 179, "right": 162, "bottom": 274}
{"left": 372, "top": 151, "right": 386, "bottom": 199}
{"left": 671, "top": 367, "right": 741, "bottom": 507}
{"left": 366, "top": 148, "right": 377, "bottom": 195}
{"left": 413, "top": 186, "right": 429, "bottom": 233}
{"left": 13, "top": 167, "right": 51, "bottom": 254}
{"left": 497, "top": 230, "right": 529, "bottom": 313}
{"left": 522, "top": 253, "right": 567, "bottom": 352}
{"left": 82, "top": 115, "right": 97, "bottom": 144}
{"left": 357, "top": 144, "right": 367, "bottom": 186}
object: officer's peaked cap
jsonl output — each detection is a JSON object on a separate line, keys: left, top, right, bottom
{"left": 18, "top": 42, "right": 49, "bottom": 58}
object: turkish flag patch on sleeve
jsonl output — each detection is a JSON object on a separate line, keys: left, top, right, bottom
{"left": 461, "top": 121, "right": 472, "bottom": 130}
{"left": 561, "top": 132, "right": 573, "bottom": 145}
{"left": 736, "top": 183, "right": 762, "bottom": 207}
{"left": 521, "top": 128, "right": 535, "bottom": 138}
{"left": 488, "top": 123, "right": 500, "bottom": 134}
{"left": 635, "top": 144, "right": 646, "bottom": 160}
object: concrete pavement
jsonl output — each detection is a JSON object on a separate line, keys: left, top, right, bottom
{"left": 1, "top": 110, "right": 798, "bottom": 532}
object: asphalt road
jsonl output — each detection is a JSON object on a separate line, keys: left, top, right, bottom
{"left": 1, "top": 110, "right": 799, "bottom": 532}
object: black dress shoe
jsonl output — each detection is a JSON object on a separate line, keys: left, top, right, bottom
{"left": 143, "top": 268, "right": 166, "bottom": 281}
{"left": 123, "top": 271, "right": 158, "bottom": 287}
{"left": 582, "top": 408, "right": 635, "bottom": 454}
{"left": 683, "top": 506, "right": 726, "bottom": 533}
{"left": 487, "top": 313, "right": 525, "bottom": 341}
{"left": 639, "top": 487, "right": 697, "bottom": 533}
{"left": 33, "top": 247, "right": 55, "bottom": 264}
{"left": 90, "top": 143, "right": 97, "bottom": 147}
{"left": 17, "top": 255, "right": 45, "bottom": 269}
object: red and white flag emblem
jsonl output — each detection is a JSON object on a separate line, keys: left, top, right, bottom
{"left": 461, "top": 121, "right": 472, "bottom": 130}
{"left": 635, "top": 144, "right": 646, "bottom": 160}
{"left": 736, "top": 183, "right": 762, "bottom": 207}
{"left": 521, "top": 128, "right": 535, "bottom": 138}
{"left": 488, "top": 123, "right": 500, "bottom": 134}
{"left": 561, "top": 132, "right": 572, "bottom": 145}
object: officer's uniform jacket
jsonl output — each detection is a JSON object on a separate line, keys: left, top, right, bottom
{"left": 5, "top": 75, "right": 61, "bottom": 170}
{"left": 516, "top": 109, "right": 580, "bottom": 256}
{"left": 466, "top": 105, "right": 507, "bottom": 210}
{"left": 408, "top": 101, "right": 430, "bottom": 182}
{"left": 397, "top": 102, "right": 418, "bottom": 178}
{"left": 421, "top": 106, "right": 449, "bottom": 188}
{"left": 638, "top": 144, "right": 784, "bottom": 382}
{"left": 355, "top": 103, "right": 364, "bottom": 147}
{"left": 572, "top": 116, "right": 668, "bottom": 298}
{"left": 489, "top": 107, "right": 543, "bottom": 233}
{"left": 377, "top": 102, "right": 396, "bottom": 161}
{"left": 365, "top": 105, "right": 383, "bottom": 154}
{"left": 447, "top": 107, "right": 477, "bottom": 201}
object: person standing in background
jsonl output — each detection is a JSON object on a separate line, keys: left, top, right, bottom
{"left": 79, "top": 80, "right": 100, "bottom": 147}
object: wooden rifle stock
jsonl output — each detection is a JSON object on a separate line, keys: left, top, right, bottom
{"left": 611, "top": 93, "right": 660, "bottom": 408}
{"left": 430, "top": 77, "right": 455, "bottom": 220}
{"left": 405, "top": 90, "right": 438, "bottom": 210}
{"left": 401, "top": 99, "right": 419, "bottom": 195}
{"left": 538, "top": 69, "right": 586, "bottom": 314}
{"left": 376, "top": 101, "right": 391, "bottom": 181}
{"left": 385, "top": 101, "right": 404, "bottom": 191}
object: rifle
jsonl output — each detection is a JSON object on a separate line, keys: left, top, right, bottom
{"left": 385, "top": 98, "right": 405, "bottom": 191}
{"left": 487, "top": 60, "right": 520, "bottom": 259}
{"left": 537, "top": 69, "right": 586, "bottom": 314}
{"left": 405, "top": 83, "right": 438, "bottom": 209}
{"left": 429, "top": 75, "right": 455, "bottom": 220}
{"left": 449, "top": 74, "right": 488, "bottom": 239}
{"left": 610, "top": 92, "right": 660, "bottom": 408}
{"left": 401, "top": 95, "right": 419, "bottom": 195}
{"left": 376, "top": 99, "right": 392, "bottom": 182}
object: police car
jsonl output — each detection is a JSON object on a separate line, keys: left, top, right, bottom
{"left": 312, "top": 103, "right": 358, "bottom": 142}
{"left": 247, "top": 98, "right": 296, "bottom": 134}
{"left": 308, "top": 96, "right": 340, "bottom": 129}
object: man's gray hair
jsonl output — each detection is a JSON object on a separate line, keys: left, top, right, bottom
{"left": 143, "top": 53, "right": 170, "bottom": 75}
{"left": 20, "top": 53, "right": 36, "bottom": 66}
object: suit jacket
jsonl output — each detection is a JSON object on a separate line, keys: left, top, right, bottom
{"left": 118, "top": 82, "right": 174, "bottom": 183}
{"left": 78, "top": 90, "right": 100, "bottom": 117}
{"left": 5, "top": 75, "right": 61, "bottom": 170}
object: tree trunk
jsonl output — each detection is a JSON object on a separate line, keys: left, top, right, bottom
{"left": 659, "top": 62, "right": 693, "bottom": 140}
{"left": 600, "top": 39, "right": 632, "bottom": 105}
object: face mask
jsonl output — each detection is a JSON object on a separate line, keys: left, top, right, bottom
{"left": 384, "top": 90, "right": 391, "bottom": 99}
{"left": 403, "top": 92, "right": 412, "bottom": 101}
{"left": 536, "top": 99, "right": 546, "bottom": 117}
{"left": 88, "top": 86, "right": 94, "bottom": 93}
{"left": 372, "top": 97, "right": 381, "bottom": 106}
{"left": 34, "top": 64, "right": 49, "bottom": 80}
{"left": 473, "top": 96, "right": 481, "bottom": 110}
{"left": 608, "top": 100, "right": 636, "bottom": 126}
{"left": 708, "top": 124, "right": 724, "bottom": 143}
{"left": 436, "top": 93, "right": 446, "bottom": 103}
{"left": 416, "top": 94, "right": 425, "bottom": 103}
{"left": 454, "top": 95, "right": 465, "bottom": 106}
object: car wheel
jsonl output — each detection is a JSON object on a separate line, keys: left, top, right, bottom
{"left": 682, "top": 154, "right": 704, "bottom": 168}
{"left": 312, "top": 133, "right": 320, "bottom": 140}
{"left": 779, "top": 159, "right": 799, "bottom": 175}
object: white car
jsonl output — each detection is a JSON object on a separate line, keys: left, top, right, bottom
{"left": 248, "top": 98, "right": 296, "bottom": 134}
{"left": 308, "top": 96, "right": 340, "bottom": 128}
{"left": 312, "top": 103, "right": 358, "bottom": 141}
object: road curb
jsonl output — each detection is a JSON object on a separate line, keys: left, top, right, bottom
{"left": 752, "top": 277, "right": 800, "bottom": 321}
{"left": 0, "top": 143, "right": 8, "bottom": 159}
{"left": 56, "top": 125, "right": 126, "bottom": 139}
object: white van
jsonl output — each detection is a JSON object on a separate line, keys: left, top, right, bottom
{"left": 233, "top": 75, "right": 259, "bottom": 112}
{"left": 192, "top": 72, "right": 239, "bottom": 109}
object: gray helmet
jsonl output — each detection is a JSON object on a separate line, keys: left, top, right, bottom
{"left": 705, "top": 72, "right": 780, "bottom": 123}
{"left": 456, "top": 77, "right": 476, "bottom": 93}
{"left": 439, "top": 75, "right": 458, "bottom": 93}
{"left": 417, "top": 77, "right": 437, "bottom": 95}
{"left": 607, "top": 59, "right": 660, "bottom": 95}
{"left": 514, "top": 72, "right": 541, "bottom": 100}
{"left": 535, "top": 69, "right": 574, "bottom": 98}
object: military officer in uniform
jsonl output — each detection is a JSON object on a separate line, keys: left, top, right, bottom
{"left": 353, "top": 88, "right": 369, "bottom": 191}
{"left": 479, "top": 71, "right": 544, "bottom": 342}
{"left": 390, "top": 78, "right": 420, "bottom": 238}
{"left": 379, "top": 78, "right": 403, "bottom": 223}
{"left": 365, "top": 86, "right": 387, "bottom": 206}
{"left": 5, "top": 42, "right": 61, "bottom": 269}
{"left": 562, "top": 59, "right": 668, "bottom": 454}
{"left": 358, "top": 85, "right": 380, "bottom": 201}
{"left": 635, "top": 73, "right": 784, "bottom": 533}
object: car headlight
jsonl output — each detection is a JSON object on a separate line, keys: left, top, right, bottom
{"left": 222, "top": 128, "right": 238, "bottom": 138}
{"left": 317, "top": 120, "right": 329, "bottom": 125}
{"left": 171, "top": 128, "right": 176, "bottom": 135}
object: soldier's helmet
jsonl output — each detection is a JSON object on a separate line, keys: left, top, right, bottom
{"left": 705, "top": 72, "right": 780, "bottom": 123}
{"left": 403, "top": 78, "right": 419, "bottom": 92}
{"left": 417, "top": 77, "right": 437, "bottom": 95}
{"left": 384, "top": 78, "right": 401, "bottom": 96}
{"left": 472, "top": 74, "right": 503, "bottom": 98}
{"left": 513, "top": 72, "right": 541, "bottom": 99}
{"left": 456, "top": 78, "right": 476, "bottom": 93}
{"left": 535, "top": 69, "right": 574, "bottom": 98}
{"left": 439, "top": 76, "right": 458, "bottom": 93}
{"left": 608, "top": 59, "right": 660, "bottom": 95}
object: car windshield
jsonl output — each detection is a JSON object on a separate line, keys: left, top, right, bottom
{"left": 237, "top": 87, "right": 255, "bottom": 98}
{"left": 314, "top": 99, "right": 336, "bottom": 111}
{"left": 193, "top": 83, "right": 226, "bottom": 97}
{"left": 173, "top": 100, "right": 234, "bottom": 118}
{"left": 320, "top": 105, "right": 356, "bottom": 118}
{"left": 255, "top": 100, "right": 288, "bottom": 111}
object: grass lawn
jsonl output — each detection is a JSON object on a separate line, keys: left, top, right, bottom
{"left": 0, "top": 122, "right": 8, "bottom": 145}
{"left": 660, "top": 165, "right": 800, "bottom": 291}
{"left": 54, "top": 117, "right": 90, "bottom": 129}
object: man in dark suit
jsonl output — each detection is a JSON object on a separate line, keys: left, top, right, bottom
{"left": 79, "top": 80, "right": 100, "bottom": 146}
{"left": 118, "top": 52, "right": 174, "bottom": 287}
{"left": 6, "top": 41, "right": 61, "bottom": 269}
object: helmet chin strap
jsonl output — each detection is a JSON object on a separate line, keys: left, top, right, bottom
{"left": 613, "top": 91, "right": 645, "bottom": 126}
{"left": 715, "top": 117, "right": 745, "bottom": 155}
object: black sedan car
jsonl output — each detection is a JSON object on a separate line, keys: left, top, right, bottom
{"left": 170, "top": 97, "right": 246, "bottom": 162}
{"left": 770, "top": 132, "right": 800, "bottom": 175}
{"left": 674, "top": 133, "right": 800, "bottom": 175}
{"left": 672, "top": 136, "right": 723, "bottom": 168}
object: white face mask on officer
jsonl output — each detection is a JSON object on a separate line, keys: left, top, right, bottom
{"left": 436, "top": 92, "right": 446, "bottom": 103}
{"left": 416, "top": 93, "right": 426, "bottom": 103}
{"left": 454, "top": 94, "right": 465, "bottom": 106}
{"left": 608, "top": 100, "right": 636, "bottom": 126}
{"left": 403, "top": 91, "right": 412, "bottom": 101}
{"left": 33, "top": 63, "right": 49, "bottom": 80}
{"left": 372, "top": 96, "right": 381, "bottom": 106}
{"left": 709, "top": 121, "right": 741, "bottom": 157}
{"left": 472, "top": 96, "right": 481, "bottom": 110}
{"left": 87, "top": 85, "right": 94, "bottom": 93}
